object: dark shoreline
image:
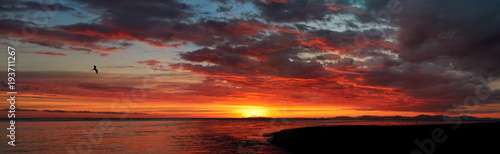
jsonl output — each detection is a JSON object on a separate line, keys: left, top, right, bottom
{"left": 267, "top": 122, "right": 500, "bottom": 153}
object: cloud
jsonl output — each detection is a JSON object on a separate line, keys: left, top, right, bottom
{"left": 1, "top": 108, "right": 37, "bottom": 111}
{"left": 252, "top": 0, "right": 333, "bottom": 22}
{"left": 0, "top": 81, "right": 8, "bottom": 88}
{"left": 168, "top": 0, "right": 500, "bottom": 114}
{"left": 0, "top": 0, "right": 195, "bottom": 53}
{"left": 137, "top": 60, "right": 165, "bottom": 66}
{"left": 2, "top": 0, "right": 499, "bottom": 116}
{"left": 0, "top": 1, "right": 74, "bottom": 12}
{"left": 41, "top": 109, "right": 147, "bottom": 115}
{"left": 0, "top": 108, "right": 146, "bottom": 115}
{"left": 0, "top": 19, "right": 120, "bottom": 52}
{"left": 318, "top": 0, "right": 500, "bottom": 112}
{"left": 216, "top": 5, "right": 233, "bottom": 12}
{"left": 33, "top": 51, "right": 67, "bottom": 56}
{"left": 102, "top": 65, "right": 137, "bottom": 69}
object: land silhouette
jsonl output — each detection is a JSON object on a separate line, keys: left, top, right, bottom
{"left": 267, "top": 122, "right": 500, "bottom": 153}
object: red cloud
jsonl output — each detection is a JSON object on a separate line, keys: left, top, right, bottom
{"left": 33, "top": 52, "right": 67, "bottom": 56}
{"left": 137, "top": 60, "right": 165, "bottom": 66}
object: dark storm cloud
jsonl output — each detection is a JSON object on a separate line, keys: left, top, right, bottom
{"left": 75, "top": 0, "right": 192, "bottom": 19}
{"left": 0, "top": 19, "right": 117, "bottom": 51}
{"left": 3, "top": 0, "right": 295, "bottom": 52}
{"left": 362, "top": 0, "right": 500, "bottom": 75}
{"left": 252, "top": 0, "right": 334, "bottom": 22}
{"left": 181, "top": 47, "right": 250, "bottom": 66}
{"left": 393, "top": 0, "right": 500, "bottom": 74}
{"left": 0, "top": 1, "right": 74, "bottom": 12}
{"left": 0, "top": 0, "right": 196, "bottom": 51}
{"left": 352, "top": 0, "right": 500, "bottom": 112}
{"left": 178, "top": 46, "right": 331, "bottom": 79}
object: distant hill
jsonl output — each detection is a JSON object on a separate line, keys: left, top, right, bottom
{"left": 325, "top": 114, "right": 499, "bottom": 121}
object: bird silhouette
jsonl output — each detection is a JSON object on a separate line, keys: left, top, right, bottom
{"left": 91, "top": 65, "right": 98, "bottom": 74}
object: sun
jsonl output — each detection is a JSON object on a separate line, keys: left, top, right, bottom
{"left": 237, "top": 106, "right": 271, "bottom": 118}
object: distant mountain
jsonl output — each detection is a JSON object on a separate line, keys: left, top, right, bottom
{"left": 327, "top": 114, "right": 499, "bottom": 121}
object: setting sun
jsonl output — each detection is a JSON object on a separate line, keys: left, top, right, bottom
{"left": 237, "top": 106, "right": 271, "bottom": 118}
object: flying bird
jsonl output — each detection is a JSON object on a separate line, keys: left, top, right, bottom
{"left": 91, "top": 65, "right": 98, "bottom": 74}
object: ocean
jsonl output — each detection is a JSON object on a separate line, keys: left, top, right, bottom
{"left": 0, "top": 119, "right": 448, "bottom": 153}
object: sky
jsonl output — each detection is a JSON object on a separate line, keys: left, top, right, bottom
{"left": 1, "top": 0, "right": 500, "bottom": 118}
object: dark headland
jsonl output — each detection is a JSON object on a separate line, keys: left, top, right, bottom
{"left": 267, "top": 122, "right": 500, "bottom": 153}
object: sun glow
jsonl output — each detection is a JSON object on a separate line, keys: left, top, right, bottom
{"left": 237, "top": 106, "right": 271, "bottom": 118}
